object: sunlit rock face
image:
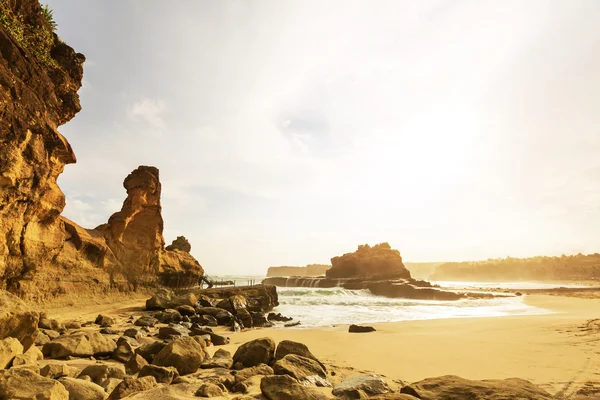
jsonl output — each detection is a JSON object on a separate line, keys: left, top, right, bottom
{"left": 0, "top": 0, "right": 203, "bottom": 302}
{"left": 97, "top": 166, "right": 165, "bottom": 284}
{"left": 326, "top": 243, "right": 411, "bottom": 280}
{"left": 0, "top": 0, "right": 87, "bottom": 299}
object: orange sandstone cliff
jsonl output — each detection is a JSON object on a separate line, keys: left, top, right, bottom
{"left": 0, "top": 0, "right": 204, "bottom": 303}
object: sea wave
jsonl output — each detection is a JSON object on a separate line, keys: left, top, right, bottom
{"left": 209, "top": 276, "right": 557, "bottom": 327}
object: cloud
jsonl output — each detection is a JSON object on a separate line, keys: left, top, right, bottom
{"left": 127, "top": 98, "right": 166, "bottom": 130}
{"left": 52, "top": 0, "right": 600, "bottom": 273}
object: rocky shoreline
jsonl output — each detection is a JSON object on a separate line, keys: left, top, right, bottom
{"left": 0, "top": 286, "right": 555, "bottom": 399}
{"left": 262, "top": 276, "right": 506, "bottom": 301}
{"left": 262, "top": 244, "right": 512, "bottom": 301}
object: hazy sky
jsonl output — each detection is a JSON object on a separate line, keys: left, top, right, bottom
{"left": 48, "top": 0, "right": 600, "bottom": 275}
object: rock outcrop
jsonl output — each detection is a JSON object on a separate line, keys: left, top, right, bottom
{"left": 327, "top": 243, "right": 411, "bottom": 279}
{"left": 166, "top": 236, "right": 191, "bottom": 252}
{"left": 266, "top": 264, "right": 331, "bottom": 277}
{"left": 400, "top": 375, "right": 553, "bottom": 399}
{"left": 97, "top": 166, "right": 204, "bottom": 289}
{"left": 0, "top": 0, "right": 204, "bottom": 303}
{"left": 0, "top": 290, "right": 40, "bottom": 350}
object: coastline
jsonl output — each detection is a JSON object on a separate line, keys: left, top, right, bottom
{"left": 219, "top": 294, "right": 599, "bottom": 395}
{"left": 40, "top": 291, "right": 600, "bottom": 397}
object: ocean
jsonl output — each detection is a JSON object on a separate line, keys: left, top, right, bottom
{"left": 210, "top": 276, "right": 591, "bottom": 328}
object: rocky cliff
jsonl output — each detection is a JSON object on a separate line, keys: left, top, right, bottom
{"left": 0, "top": 0, "right": 204, "bottom": 303}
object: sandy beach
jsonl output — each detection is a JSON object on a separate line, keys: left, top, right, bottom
{"left": 42, "top": 292, "right": 600, "bottom": 398}
{"left": 214, "top": 294, "right": 599, "bottom": 396}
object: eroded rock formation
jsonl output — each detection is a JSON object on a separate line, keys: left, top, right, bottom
{"left": 0, "top": 0, "right": 203, "bottom": 303}
{"left": 327, "top": 243, "right": 411, "bottom": 279}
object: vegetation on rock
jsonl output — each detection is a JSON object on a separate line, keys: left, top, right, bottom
{"left": 0, "top": 0, "right": 57, "bottom": 67}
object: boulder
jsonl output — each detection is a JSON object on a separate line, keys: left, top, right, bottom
{"left": 349, "top": 324, "right": 376, "bottom": 333}
{"left": 125, "top": 353, "right": 149, "bottom": 375}
{"left": 64, "top": 321, "right": 82, "bottom": 330}
{"left": 196, "top": 307, "right": 234, "bottom": 325}
{"left": 158, "top": 325, "right": 190, "bottom": 339}
{"left": 95, "top": 315, "right": 116, "bottom": 326}
{"left": 12, "top": 343, "right": 43, "bottom": 366}
{"left": 251, "top": 311, "right": 273, "bottom": 327}
{"left": 192, "top": 314, "right": 219, "bottom": 326}
{"left": 260, "top": 374, "right": 329, "bottom": 400}
{"left": 58, "top": 377, "right": 107, "bottom": 400}
{"left": 216, "top": 295, "right": 248, "bottom": 312}
{"left": 0, "top": 368, "right": 69, "bottom": 400}
{"left": 175, "top": 305, "right": 196, "bottom": 316}
{"left": 370, "top": 394, "right": 419, "bottom": 400}
{"left": 274, "top": 340, "right": 326, "bottom": 371}
{"left": 232, "top": 337, "right": 275, "bottom": 368}
{"left": 332, "top": 375, "right": 391, "bottom": 398}
{"left": 268, "top": 313, "right": 293, "bottom": 322}
{"left": 196, "top": 285, "right": 279, "bottom": 311}
{"left": 43, "top": 332, "right": 117, "bottom": 358}
{"left": 123, "top": 328, "right": 143, "bottom": 339}
{"left": 134, "top": 316, "right": 158, "bottom": 327}
{"left": 172, "top": 293, "right": 199, "bottom": 308}
{"left": 197, "top": 295, "right": 216, "bottom": 307}
{"left": 44, "top": 330, "right": 61, "bottom": 340}
{"left": 152, "top": 336, "right": 208, "bottom": 375}
{"left": 112, "top": 341, "right": 135, "bottom": 363}
{"left": 154, "top": 309, "right": 183, "bottom": 324}
{"left": 236, "top": 309, "right": 253, "bottom": 329}
{"left": 10, "top": 363, "right": 40, "bottom": 374}
{"left": 0, "top": 337, "right": 24, "bottom": 369}
{"left": 39, "top": 314, "right": 64, "bottom": 331}
{"left": 145, "top": 289, "right": 174, "bottom": 310}
{"left": 0, "top": 291, "right": 40, "bottom": 350}
{"left": 400, "top": 375, "right": 553, "bottom": 400}
{"left": 78, "top": 363, "right": 126, "bottom": 385}
{"left": 135, "top": 341, "right": 166, "bottom": 363}
{"left": 191, "top": 326, "right": 230, "bottom": 345}
{"left": 138, "top": 364, "right": 179, "bottom": 384}
{"left": 195, "top": 382, "right": 225, "bottom": 397}
{"left": 35, "top": 332, "right": 51, "bottom": 346}
{"left": 40, "top": 363, "right": 81, "bottom": 379}
{"left": 107, "top": 376, "right": 157, "bottom": 400}
{"left": 202, "top": 348, "right": 233, "bottom": 369}
{"left": 272, "top": 354, "right": 328, "bottom": 383}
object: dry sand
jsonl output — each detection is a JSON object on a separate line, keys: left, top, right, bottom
{"left": 220, "top": 294, "right": 600, "bottom": 396}
{"left": 46, "top": 293, "right": 600, "bottom": 397}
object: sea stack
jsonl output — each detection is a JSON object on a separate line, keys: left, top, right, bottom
{"left": 327, "top": 242, "right": 411, "bottom": 280}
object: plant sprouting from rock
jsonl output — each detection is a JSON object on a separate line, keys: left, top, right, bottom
{"left": 41, "top": 4, "right": 56, "bottom": 31}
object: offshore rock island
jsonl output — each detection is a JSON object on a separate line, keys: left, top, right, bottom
{"left": 263, "top": 243, "right": 498, "bottom": 301}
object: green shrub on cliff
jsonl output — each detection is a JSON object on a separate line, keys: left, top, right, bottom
{"left": 41, "top": 4, "right": 56, "bottom": 31}
{"left": 0, "top": 0, "right": 57, "bottom": 67}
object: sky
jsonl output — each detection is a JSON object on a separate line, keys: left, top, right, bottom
{"left": 48, "top": 0, "right": 600, "bottom": 275}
